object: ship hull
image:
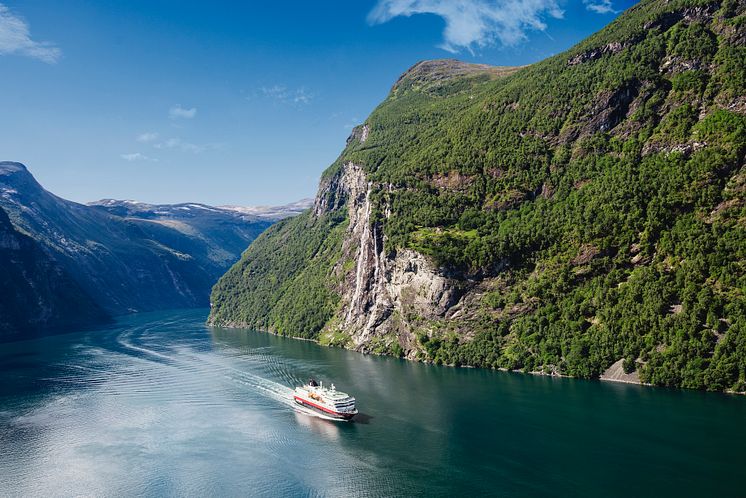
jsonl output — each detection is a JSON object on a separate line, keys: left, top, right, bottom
{"left": 294, "top": 396, "right": 356, "bottom": 420}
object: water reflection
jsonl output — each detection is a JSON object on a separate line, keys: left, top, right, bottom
{"left": 293, "top": 410, "right": 341, "bottom": 440}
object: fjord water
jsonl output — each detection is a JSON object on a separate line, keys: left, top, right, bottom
{"left": 1, "top": 310, "right": 744, "bottom": 497}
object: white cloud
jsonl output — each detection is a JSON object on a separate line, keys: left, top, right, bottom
{"left": 583, "top": 0, "right": 615, "bottom": 14}
{"left": 293, "top": 88, "right": 312, "bottom": 105}
{"left": 152, "top": 137, "right": 219, "bottom": 154}
{"left": 261, "top": 85, "right": 286, "bottom": 99}
{"left": 169, "top": 105, "right": 197, "bottom": 119}
{"left": 136, "top": 132, "right": 159, "bottom": 143}
{"left": 121, "top": 152, "right": 157, "bottom": 162}
{"left": 0, "top": 3, "right": 61, "bottom": 63}
{"left": 258, "top": 85, "right": 313, "bottom": 106}
{"left": 368, "top": 0, "right": 563, "bottom": 53}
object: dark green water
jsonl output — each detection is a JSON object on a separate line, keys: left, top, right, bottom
{"left": 1, "top": 309, "right": 744, "bottom": 497}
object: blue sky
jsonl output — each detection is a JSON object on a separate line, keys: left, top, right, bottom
{"left": 0, "top": 0, "right": 636, "bottom": 206}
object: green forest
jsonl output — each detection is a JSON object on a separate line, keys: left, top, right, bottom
{"left": 210, "top": 0, "right": 746, "bottom": 392}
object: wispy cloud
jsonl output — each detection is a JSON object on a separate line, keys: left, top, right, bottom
{"left": 153, "top": 137, "right": 220, "bottom": 154}
{"left": 169, "top": 104, "right": 197, "bottom": 119}
{"left": 0, "top": 3, "right": 61, "bottom": 63}
{"left": 154, "top": 138, "right": 202, "bottom": 153}
{"left": 293, "top": 88, "right": 312, "bottom": 105}
{"left": 583, "top": 0, "right": 616, "bottom": 14}
{"left": 368, "top": 0, "right": 564, "bottom": 53}
{"left": 136, "top": 132, "right": 159, "bottom": 143}
{"left": 121, "top": 152, "right": 157, "bottom": 162}
{"left": 258, "top": 85, "right": 313, "bottom": 106}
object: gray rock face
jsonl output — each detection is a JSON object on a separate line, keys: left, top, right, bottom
{"left": 346, "top": 124, "right": 370, "bottom": 145}
{"left": 567, "top": 39, "right": 638, "bottom": 66}
{"left": 600, "top": 358, "right": 642, "bottom": 385}
{"left": 0, "top": 205, "right": 109, "bottom": 340}
{"left": 315, "top": 162, "right": 463, "bottom": 354}
{"left": 312, "top": 162, "right": 366, "bottom": 216}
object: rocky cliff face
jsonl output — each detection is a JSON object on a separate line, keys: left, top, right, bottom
{"left": 314, "top": 161, "right": 466, "bottom": 356}
{"left": 0, "top": 205, "right": 109, "bottom": 340}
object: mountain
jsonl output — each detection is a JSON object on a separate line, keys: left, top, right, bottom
{"left": 0, "top": 205, "right": 109, "bottom": 339}
{"left": 86, "top": 199, "right": 274, "bottom": 268}
{"left": 218, "top": 199, "right": 314, "bottom": 221}
{"left": 0, "top": 161, "right": 279, "bottom": 336}
{"left": 209, "top": 0, "right": 746, "bottom": 392}
{"left": 90, "top": 198, "right": 314, "bottom": 222}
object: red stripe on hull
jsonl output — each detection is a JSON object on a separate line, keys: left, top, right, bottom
{"left": 294, "top": 396, "right": 356, "bottom": 420}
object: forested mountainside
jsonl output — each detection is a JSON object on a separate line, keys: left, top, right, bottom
{"left": 0, "top": 161, "right": 274, "bottom": 337}
{"left": 209, "top": 0, "right": 746, "bottom": 392}
{"left": 0, "top": 206, "right": 109, "bottom": 340}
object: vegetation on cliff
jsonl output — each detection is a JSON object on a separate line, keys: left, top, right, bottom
{"left": 209, "top": 210, "right": 347, "bottom": 337}
{"left": 210, "top": 0, "right": 746, "bottom": 392}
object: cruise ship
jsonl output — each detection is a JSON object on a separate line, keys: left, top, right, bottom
{"left": 293, "top": 379, "right": 358, "bottom": 420}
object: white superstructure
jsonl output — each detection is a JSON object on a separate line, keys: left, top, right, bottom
{"left": 293, "top": 379, "right": 357, "bottom": 420}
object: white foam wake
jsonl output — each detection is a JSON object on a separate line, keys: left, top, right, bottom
{"left": 109, "top": 324, "right": 346, "bottom": 423}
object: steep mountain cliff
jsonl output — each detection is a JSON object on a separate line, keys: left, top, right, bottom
{"left": 0, "top": 161, "right": 274, "bottom": 332}
{"left": 209, "top": 0, "right": 746, "bottom": 392}
{"left": 0, "top": 205, "right": 109, "bottom": 340}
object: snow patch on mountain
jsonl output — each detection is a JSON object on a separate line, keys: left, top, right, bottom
{"left": 219, "top": 198, "right": 313, "bottom": 221}
{"left": 89, "top": 198, "right": 312, "bottom": 221}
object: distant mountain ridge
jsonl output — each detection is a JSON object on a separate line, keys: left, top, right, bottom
{"left": 89, "top": 198, "right": 313, "bottom": 222}
{"left": 0, "top": 161, "right": 302, "bottom": 339}
{"left": 218, "top": 199, "right": 314, "bottom": 221}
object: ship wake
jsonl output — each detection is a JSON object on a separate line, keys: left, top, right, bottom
{"left": 105, "top": 319, "right": 348, "bottom": 423}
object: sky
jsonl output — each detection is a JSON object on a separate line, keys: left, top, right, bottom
{"left": 0, "top": 0, "right": 637, "bottom": 206}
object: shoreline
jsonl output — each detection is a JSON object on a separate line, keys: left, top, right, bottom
{"left": 209, "top": 321, "right": 745, "bottom": 396}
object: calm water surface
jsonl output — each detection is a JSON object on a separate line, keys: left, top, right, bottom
{"left": 1, "top": 309, "right": 744, "bottom": 497}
